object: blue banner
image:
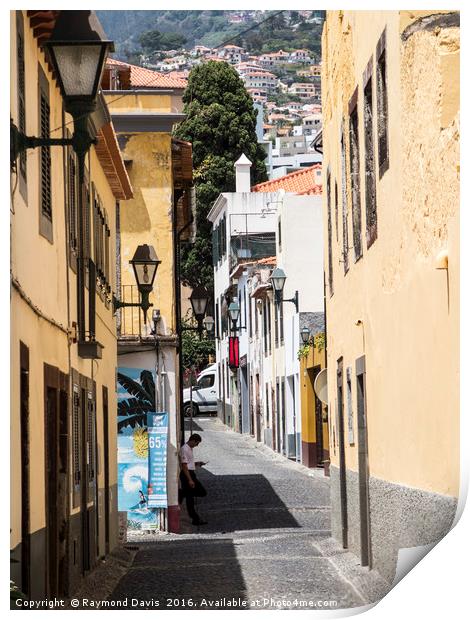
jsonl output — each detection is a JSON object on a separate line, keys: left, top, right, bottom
{"left": 147, "top": 412, "right": 169, "bottom": 508}
{"left": 117, "top": 367, "right": 158, "bottom": 530}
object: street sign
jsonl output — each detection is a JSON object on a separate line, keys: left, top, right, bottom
{"left": 147, "top": 412, "right": 169, "bottom": 508}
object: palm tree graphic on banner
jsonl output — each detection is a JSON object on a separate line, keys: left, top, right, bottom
{"left": 117, "top": 369, "right": 155, "bottom": 432}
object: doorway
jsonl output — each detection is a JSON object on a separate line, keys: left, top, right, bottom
{"left": 102, "top": 386, "right": 110, "bottom": 555}
{"left": 336, "top": 358, "right": 348, "bottom": 549}
{"left": 20, "top": 343, "right": 30, "bottom": 598}
{"left": 44, "top": 365, "right": 68, "bottom": 597}
{"left": 356, "top": 356, "right": 371, "bottom": 566}
{"left": 310, "top": 366, "right": 325, "bottom": 467}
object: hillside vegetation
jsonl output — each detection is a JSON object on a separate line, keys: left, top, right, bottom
{"left": 96, "top": 10, "right": 324, "bottom": 61}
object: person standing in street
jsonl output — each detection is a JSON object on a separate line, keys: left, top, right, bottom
{"left": 179, "top": 433, "right": 208, "bottom": 525}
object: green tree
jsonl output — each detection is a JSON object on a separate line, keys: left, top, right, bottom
{"left": 139, "top": 29, "right": 187, "bottom": 52}
{"left": 159, "top": 32, "right": 187, "bottom": 50}
{"left": 181, "top": 320, "right": 216, "bottom": 374}
{"left": 139, "top": 29, "right": 162, "bottom": 52}
{"left": 173, "top": 61, "right": 267, "bottom": 291}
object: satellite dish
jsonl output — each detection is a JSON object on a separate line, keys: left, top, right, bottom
{"left": 314, "top": 368, "right": 328, "bottom": 405}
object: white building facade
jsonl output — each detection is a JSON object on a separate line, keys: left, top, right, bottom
{"left": 208, "top": 156, "right": 325, "bottom": 464}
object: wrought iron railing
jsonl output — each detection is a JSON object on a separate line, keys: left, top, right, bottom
{"left": 118, "top": 284, "right": 142, "bottom": 337}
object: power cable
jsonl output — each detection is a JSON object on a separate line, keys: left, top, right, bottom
{"left": 47, "top": 10, "right": 288, "bottom": 136}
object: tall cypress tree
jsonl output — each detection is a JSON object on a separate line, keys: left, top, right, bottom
{"left": 173, "top": 61, "right": 268, "bottom": 290}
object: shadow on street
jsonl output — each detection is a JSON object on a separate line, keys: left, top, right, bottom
{"left": 109, "top": 538, "right": 248, "bottom": 609}
{"left": 185, "top": 470, "right": 300, "bottom": 533}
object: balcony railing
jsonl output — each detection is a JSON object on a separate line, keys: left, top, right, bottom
{"left": 118, "top": 284, "right": 142, "bottom": 338}
{"left": 229, "top": 232, "right": 277, "bottom": 270}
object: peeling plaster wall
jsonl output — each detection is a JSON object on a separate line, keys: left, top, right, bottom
{"left": 116, "top": 132, "right": 176, "bottom": 335}
{"left": 322, "top": 11, "right": 459, "bottom": 498}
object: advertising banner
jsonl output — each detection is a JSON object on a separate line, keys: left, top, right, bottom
{"left": 147, "top": 412, "right": 169, "bottom": 508}
{"left": 117, "top": 366, "right": 158, "bottom": 530}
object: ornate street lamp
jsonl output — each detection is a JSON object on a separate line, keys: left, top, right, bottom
{"left": 270, "top": 267, "right": 299, "bottom": 313}
{"left": 11, "top": 11, "right": 113, "bottom": 168}
{"left": 10, "top": 11, "right": 114, "bottom": 349}
{"left": 203, "top": 315, "right": 215, "bottom": 336}
{"left": 228, "top": 299, "right": 241, "bottom": 331}
{"left": 114, "top": 244, "right": 161, "bottom": 324}
{"left": 183, "top": 287, "right": 212, "bottom": 339}
{"left": 300, "top": 326, "right": 311, "bottom": 344}
{"left": 189, "top": 287, "right": 209, "bottom": 324}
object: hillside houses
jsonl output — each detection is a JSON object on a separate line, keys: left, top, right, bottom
{"left": 132, "top": 40, "right": 322, "bottom": 180}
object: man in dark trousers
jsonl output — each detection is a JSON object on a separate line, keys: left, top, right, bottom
{"left": 179, "top": 433, "right": 208, "bottom": 525}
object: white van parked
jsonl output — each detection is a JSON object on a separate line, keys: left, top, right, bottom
{"left": 182, "top": 364, "right": 218, "bottom": 417}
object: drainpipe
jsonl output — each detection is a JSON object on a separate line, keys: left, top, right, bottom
{"left": 175, "top": 197, "right": 194, "bottom": 446}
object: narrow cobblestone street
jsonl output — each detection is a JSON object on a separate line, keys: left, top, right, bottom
{"left": 109, "top": 417, "right": 389, "bottom": 610}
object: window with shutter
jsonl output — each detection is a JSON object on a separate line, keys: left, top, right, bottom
{"left": 376, "top": 29, "right": 389, "bottom": 178}
{"left": 349, "top": 91, "right": 362, "bottom": 262}
{"left": 16, "top": 12, "right": 27, "bottom": 197}
{"left": 84, "top": 174, "right": 91, "bottom": 262}
{"left": 87, "top": 392, "right": 95, "bottom": 485}
{"left": 105, "top": 212, "right": 111, "bottom": 293}
{"left": 212, "top": 227, "right": 219, "bottom": 266}
{"left": 279, "top": 296, "right": 284, "bottom": 345}
{"left": 364, "top": 62, "right": 378, "bottom": 248}
{"left": 40, "top": 96, "right": 52, "bottom": 218}
{"left": 38, "top": 66, "right": 53, "bottom": 242}
{"left": 326, "top": 167, "right": 334, "bottom": 296}
{"left": 341, "top": 128, "right": 350, "bottom": 274}
{"left": 67, "top": 146, "right": 78, "bottom": 257}
{"left": 72, "top": 385, "right": 81, "bottom": 508}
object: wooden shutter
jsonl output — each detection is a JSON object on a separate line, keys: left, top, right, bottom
{"left": 72, "top": 383, "right": 81, "bottom": 508}
{"left": 16, "top": 12, "right": 27, "bottom": 187}
{"left": 39, "top": 74, "right": 51, "bottom": 220}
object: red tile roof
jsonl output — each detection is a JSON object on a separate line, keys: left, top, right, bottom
{"left": 257, "top": 256, "right": 277, "bottom": 265}
{"left": 106, "top": 58, "right": 187, "bottom": 89}
{"left": 252, "top": 165, "right": 322, "bottom": 196}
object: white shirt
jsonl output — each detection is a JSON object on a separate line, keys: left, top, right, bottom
{"left": 180, "top": 443, "right": 195, "bottom": 471}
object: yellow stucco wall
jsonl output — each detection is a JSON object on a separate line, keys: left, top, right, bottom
{"left": 11, "top": 11, "right": 120, "bottom": 553}
{"left": 113, "top": 130, "right": 176, "bottom": 335}
{"left": 104, "top": 89, "right": 182, "bottom": 337}
{"left": 106, "top": 92, "right": 181, "bottom": 115}
{"left": 322, "top": 11, "right": 459, "bottom": 497}
{"left": 300, "top": 344, "right": 326, "bottom": 445}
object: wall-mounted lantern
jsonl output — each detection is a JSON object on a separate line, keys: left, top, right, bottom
{"left": 270, "top": 267, "right": 299, "bottom": 313}
{"left": 114, "top": 244, "right": 161, "bottom": 325}
{"left": 300, "top": 326, "right": 311, "bottom": 344}
{"left": 10, "top": 11, "right": 114, "bottom": 356}
{"left": 11, "top": 11, "right": 113, "bottom": 169}
{"left": 183, "top": 286, "right": 212, "bottom": 339}
{"left": 228, "top": 299, "right": 241, "bottom": 332}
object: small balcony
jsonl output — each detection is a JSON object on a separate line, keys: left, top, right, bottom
{"left": 229, "top": 232, "right": 277, "bottom": 271}
{"left": 117, "top": 284, "right": 143, "bottom": 338}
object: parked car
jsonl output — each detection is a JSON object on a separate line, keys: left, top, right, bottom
{"left": 183, "top": 364, "right": 218, "bottom": 417}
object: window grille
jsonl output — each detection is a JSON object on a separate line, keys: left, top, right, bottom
{"left": 68, "top": 149, "right": 78, "bottom": 254}
{"left": 72, "top": 387, "right": 80, "bottom": 487}
{"left": 349, "top": 98, "right": 362, "bottom": 261}
{"left": 341, "top": 129, "right": 350, "bottom": 273}
{"left": 87, "top": 392, "right": 95, "bottom": 483}
{"left": 17, "top": 14, "right": 27, "bottom": 184}
{"left": 327, "top": 167, "right": 334, "bottom": 295}
{"left": 376, "top": 29, "right": 389, "bottom": 177}
{"left": 39, "top": 93, "right": 52, "bottom": 220}
{"left": 364, "top": 73, "right": 378, "bottom": 248}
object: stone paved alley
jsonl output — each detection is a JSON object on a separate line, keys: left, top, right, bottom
{"left": 109, "top": 417, "right": 389, "bottom": 610}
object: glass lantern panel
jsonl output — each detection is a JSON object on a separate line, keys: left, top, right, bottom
{"left": 52, "top": 45, "right": 103, "bottom": 97}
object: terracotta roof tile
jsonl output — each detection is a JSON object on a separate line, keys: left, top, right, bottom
{"left": 106, "top": 58, "right": 187, "bottom": 89}
{"left": 252, "top": 165, "right": 322, "bottom": 196}
{"left": 257, "top": 256, "right": 277, "bottom": 265}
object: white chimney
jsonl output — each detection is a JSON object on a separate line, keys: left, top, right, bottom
{"left": 235, "top": 153, "right": 252, "bottom": 193}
